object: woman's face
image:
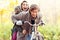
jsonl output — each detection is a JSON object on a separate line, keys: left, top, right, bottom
{"left": 21, "top": 2, "right": 29, "bottom": 11}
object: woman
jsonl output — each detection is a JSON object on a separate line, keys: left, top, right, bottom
{"left": 11, "top": 0, "right": 29, "bottom": 40}
{"left": 11, "top": 6, "right": 21, "bottom": 40}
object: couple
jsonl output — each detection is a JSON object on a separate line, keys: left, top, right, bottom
{"left": 11, "top": 0, "right": 44, "bottom": 40}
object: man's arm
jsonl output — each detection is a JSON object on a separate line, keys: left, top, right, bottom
{"left": 39, "top": 20, "right": 45, "bottom": 26}
{"left": 38, "top": 14, "right": 45, "bottom": 26}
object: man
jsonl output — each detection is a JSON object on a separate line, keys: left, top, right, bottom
{"left": 12, "top": 4, "right": 44, "bottom": 40}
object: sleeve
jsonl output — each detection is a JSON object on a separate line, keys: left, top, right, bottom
{"left": 11, "top": 13, "right": 25, "bottom": 25}
{"left": 39, "top": 20, "right": 45, "bottom": 26}
{"left": 38, "top": 14, "right": 45, "bottom": 26}
{"left": 11, "top": 15, "right": 18, "bottom": 24}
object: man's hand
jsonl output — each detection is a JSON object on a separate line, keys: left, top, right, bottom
{"left": 22, "top": 29, "right": 27, "bottom": 35}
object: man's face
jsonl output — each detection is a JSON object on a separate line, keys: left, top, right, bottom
{"left": 22, "top": 2, "right": 29, "bottom": 11}
{"left": 30, "top": 9, "right": 39, "bottom": 18}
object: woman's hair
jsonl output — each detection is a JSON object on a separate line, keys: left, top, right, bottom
{"left": 21, "top": 0, "right": 29, "bottom": 11}
{"left": 15, "top": 6, "right": 21, "bottom": 14}
{"left": 29, "top": 4, "right": 40, "bottom": 12}
{"left": 15, "top": 6, "right": 20, "bottom": 11}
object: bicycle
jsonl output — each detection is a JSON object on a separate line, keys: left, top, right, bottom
{"left": 24, "top": 21, "right": 44, "bottom": 40}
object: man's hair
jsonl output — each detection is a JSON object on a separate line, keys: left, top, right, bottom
{"left": 29, "top": 4, "right": 40, "bottom": 12}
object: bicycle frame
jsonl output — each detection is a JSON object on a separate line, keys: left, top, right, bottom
{"left": 30, "top": 23, "right": 38, "bottom": 40}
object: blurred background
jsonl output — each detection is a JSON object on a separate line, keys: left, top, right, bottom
{"left": 0, "top": 0, "right": 60, "bottom": 40}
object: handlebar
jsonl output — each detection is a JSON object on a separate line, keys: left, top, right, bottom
{"left": 24, "top": 21, "right": 40, "bottom": 27}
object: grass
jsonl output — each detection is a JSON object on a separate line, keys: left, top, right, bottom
{"left": 0, "top": 22, "right": 60, "bottom": 40}
{"left": 0, "top": 22, "right": 13, "bottom": 40}
{"left": 38, "top": 24, "right": 60, "bottom": 40}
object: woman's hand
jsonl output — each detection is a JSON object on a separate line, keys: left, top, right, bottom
{"left": 22, "top": 29, "right": 27, "bottom": 35}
